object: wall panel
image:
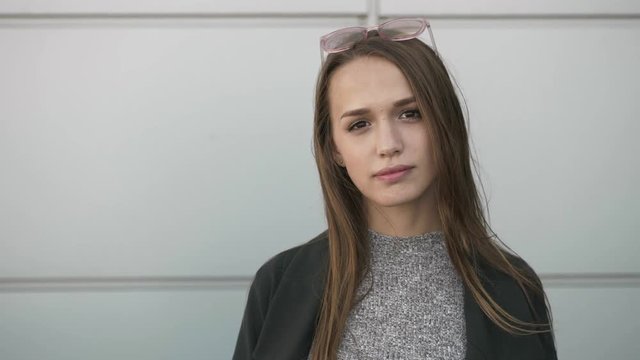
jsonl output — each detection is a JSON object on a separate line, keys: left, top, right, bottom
{"left": 547, "top": 286, "right": 640, "bottom": 359}
{"left": 0, "top": 20, "right": 358, "bottom": 278}
{"left": 422, "top": 18, "right": 640, "bottom": 274}
{"left": 0, "top": 288, "right": 247, "bottom": 360}
{"left": 2, "top": 18, "right": 637, "bottom": 277}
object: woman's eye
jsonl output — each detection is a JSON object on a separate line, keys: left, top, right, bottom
{"left": 348, "top": 120, "right": 369, "bottom": 132}
{"left": 400, "top": 109, "right": 421, "bottom": 120}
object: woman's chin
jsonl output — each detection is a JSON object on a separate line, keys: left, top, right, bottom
{"left": 366, "top": 193, "right": 423, "bottom": 209}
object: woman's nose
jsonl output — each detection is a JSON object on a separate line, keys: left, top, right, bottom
{"left": 376, "top": 121, "right": 403, "bottom": 157}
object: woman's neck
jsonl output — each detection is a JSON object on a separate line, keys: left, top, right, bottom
{"left": 365, "top": 197, "right": 442, "bottom": 238}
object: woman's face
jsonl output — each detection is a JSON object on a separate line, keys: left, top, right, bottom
{"left": 328, "top": 56, "right": 437, "bottom": 210}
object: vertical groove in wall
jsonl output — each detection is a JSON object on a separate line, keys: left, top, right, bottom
{"left": 367, "top": 0, "right": 379, "bottom": 25}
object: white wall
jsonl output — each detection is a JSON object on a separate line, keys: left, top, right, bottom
{"left": 0, "top": 1, "right": 638, "bottom": 359}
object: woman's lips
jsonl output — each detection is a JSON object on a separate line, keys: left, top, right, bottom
{"left": 375, "top": 167, "right": 412, "bottom": 183}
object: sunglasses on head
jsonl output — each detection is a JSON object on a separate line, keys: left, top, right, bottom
{"left": 319, "top": 17, "right": 439, "bottom": 63}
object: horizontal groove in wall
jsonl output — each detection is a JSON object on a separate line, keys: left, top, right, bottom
{"left": 0, "top": 276, "right": 252, "bottom": 292}
{"left": 0, "top": 12, "right": 639, "bottom": 21}
{"left": 0, "top": 273, "right": 639, "bottom": 292}
{"left": 0, "top": 15, "right": 367, "bottom": 29}
{"left": 382, "top": 13, "right": 640, "bottom": 20}
{"left": 0, "top": 12, "right": 362, "bottom": 20}
{"left": 542, "top": 273, "right": 640, "bottom": 288}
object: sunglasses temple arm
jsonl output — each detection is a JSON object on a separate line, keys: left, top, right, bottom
{"left": 427, "top": 27, "right": 439, "bottom": 56}
{"left": 320, "top": 46, "right": 330, "bottom": 65}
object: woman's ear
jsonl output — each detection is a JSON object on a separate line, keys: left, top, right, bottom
{"left": 333, "top": 152, "right": 345, "bottom": 167}
{"left": 330, "top": 137, "right": 345, "bottom": 167}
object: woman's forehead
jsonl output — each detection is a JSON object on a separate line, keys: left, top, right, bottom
{"left": 328, "top": 57, "right": 414, "bottom": 118}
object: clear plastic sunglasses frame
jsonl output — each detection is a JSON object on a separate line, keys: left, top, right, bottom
{"left": 319, "top": 17, "right": 439, "bottom": 63}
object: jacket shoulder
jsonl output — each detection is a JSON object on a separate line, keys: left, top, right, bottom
{"left": 232, "top": 230, "right": 329, "bottom": 360}
{"left": 479, "top": 250, "right": 545, "bottom": 309}
{"left": 233, "top": 231, "right": 328, "bottom": 360}
{"left": 478, "top": 250, "right": 557, "bottom": 359}
{"left": 252, "top": 229, "right": 328, "bottom": 288}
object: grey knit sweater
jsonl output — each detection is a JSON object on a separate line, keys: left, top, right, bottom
{"left": 309, "top": 229, "right": 466, "bottom": 360}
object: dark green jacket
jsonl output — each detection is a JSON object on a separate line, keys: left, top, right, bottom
{"left": 233, "top": 230, "right": 557, "bottom": 360}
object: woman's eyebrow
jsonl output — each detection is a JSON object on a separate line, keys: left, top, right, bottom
{"left": 340, "top": 96, "right": 416, "bottom": 120}
{"left": 340, "top": 107, "right": 370, "bottom": 120}
{"left": 393, "top": 96, "right": 416, "bottom": 108}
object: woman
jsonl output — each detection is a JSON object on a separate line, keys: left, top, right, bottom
{"left": 233, "top": 18, "right": 557, "bottom": 360}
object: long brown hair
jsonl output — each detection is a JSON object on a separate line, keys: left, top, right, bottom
{"left": 310, "top": 34, "right": 554, "bottom": 359}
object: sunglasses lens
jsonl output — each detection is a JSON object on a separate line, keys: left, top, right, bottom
{"left": 322, "top": 28, "right": 365, "bottom": 52}
{"left": 380, "top": 18, "right": 425, "bottom": 40}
